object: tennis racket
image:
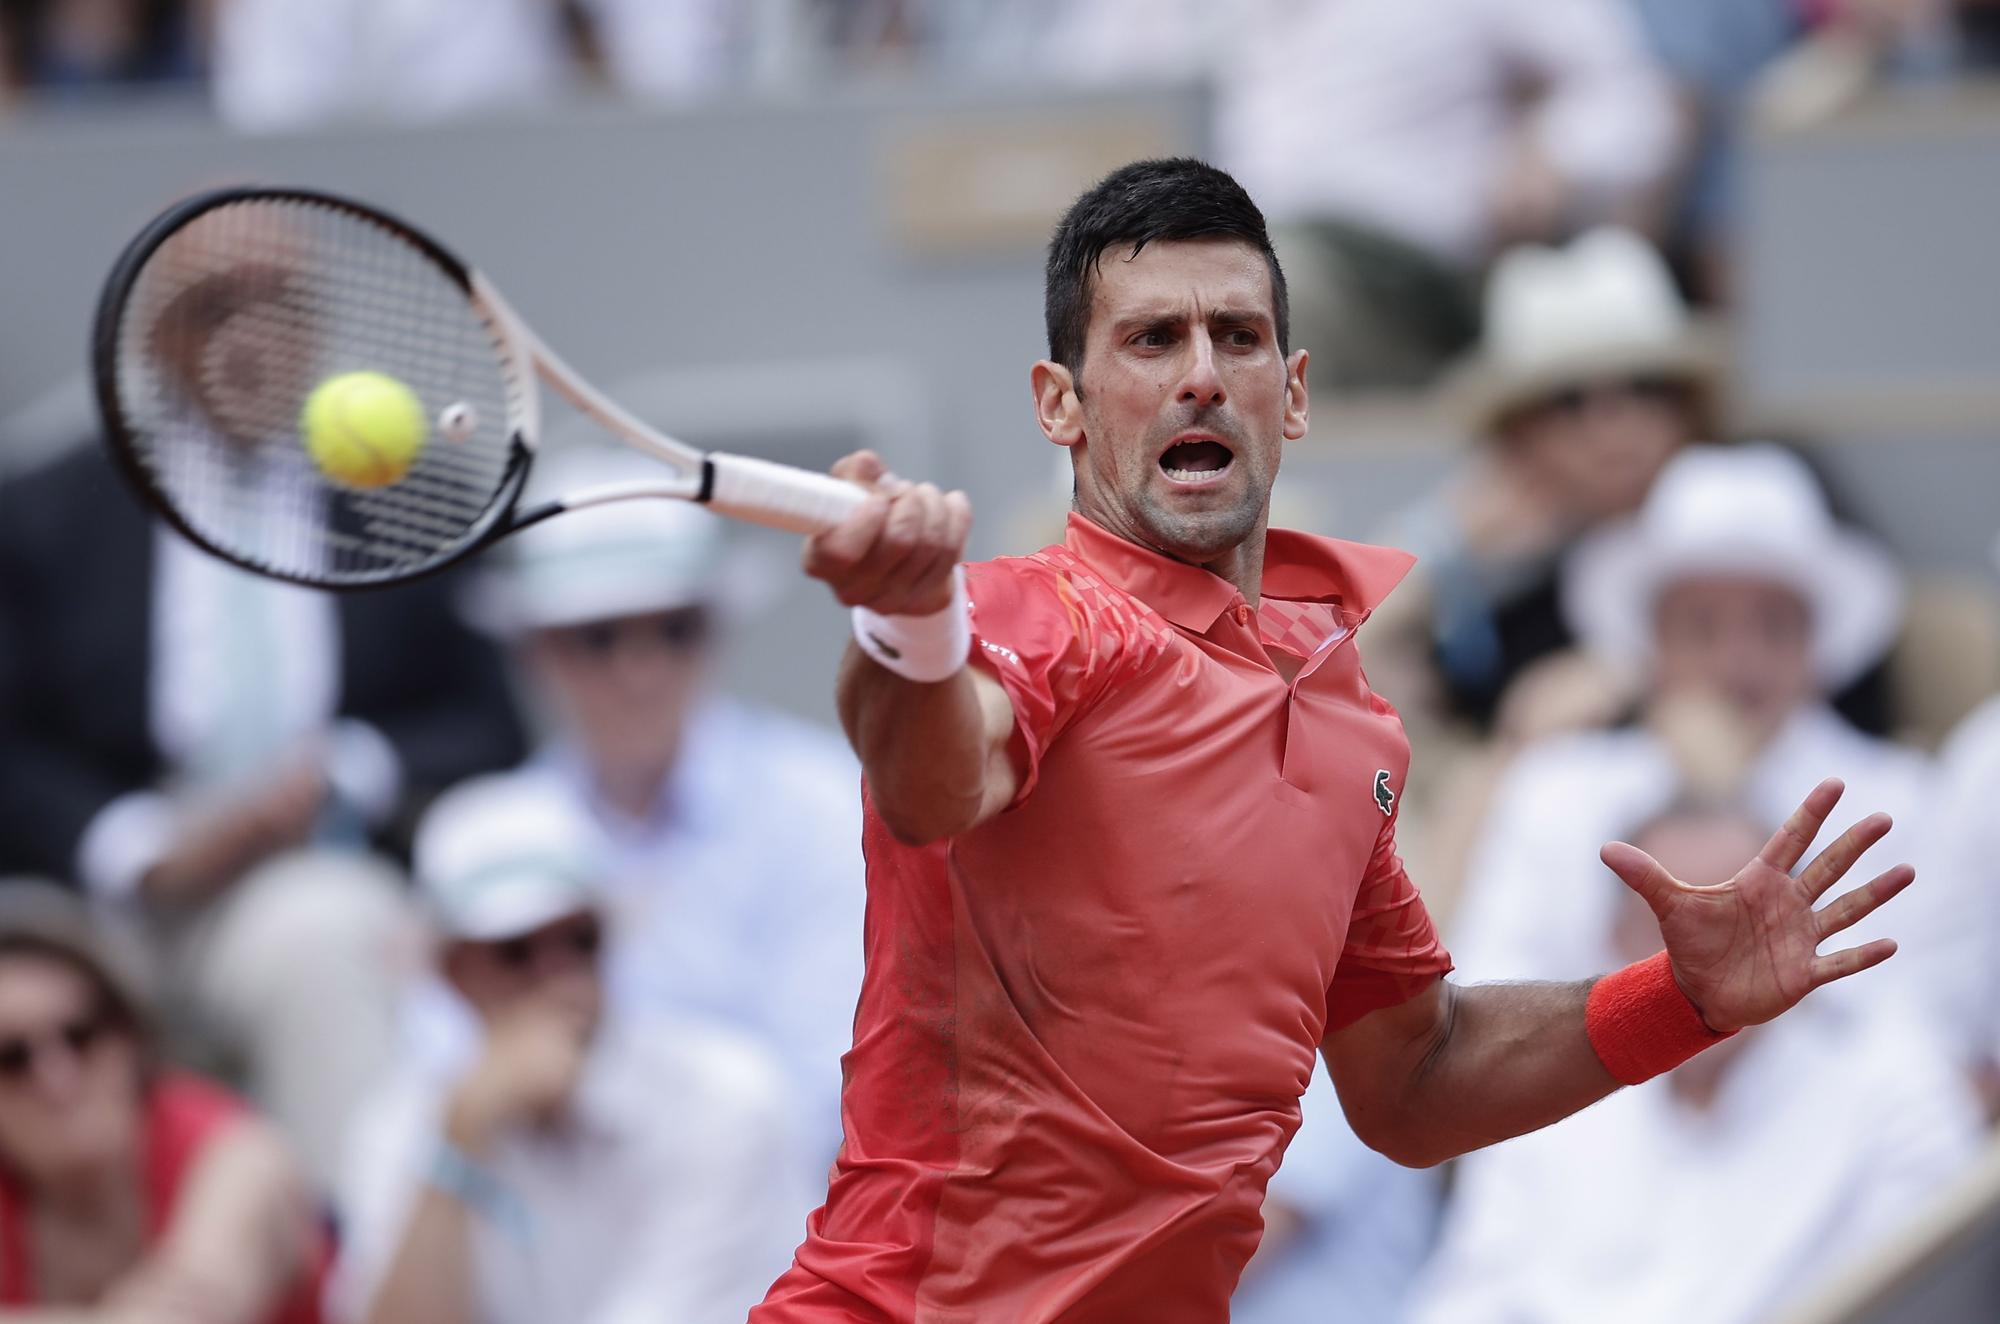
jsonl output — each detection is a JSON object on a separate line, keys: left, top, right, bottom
{"left": 90, "top": 186, "right": 869, "bottom": 590}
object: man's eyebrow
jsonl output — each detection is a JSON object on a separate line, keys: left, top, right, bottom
{"left": 1109, "top": 308, "right": 1190, "bottom": 330}
{"left": 1208, "top": 307, "right": 1273, "bottom": 326}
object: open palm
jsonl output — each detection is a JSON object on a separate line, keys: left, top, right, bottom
{"left": 1601, "top": 779, "right": 1914, "bottom": 1034}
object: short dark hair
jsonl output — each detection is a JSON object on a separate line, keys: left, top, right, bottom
{"left": 1044, "top": 158, "right": 1289, "bottom": 380}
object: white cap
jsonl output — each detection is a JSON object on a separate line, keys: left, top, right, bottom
{"left": 413, "top": 775, "right": 604, "bottom": 942}
{"left": 1445, "top": 227, "right": 1721, "bottom": 433}
{"left": 1564, "top": 444, "right": 1904, "bottom": 689}
{"left": 468, "top": 446, "right": 725, "bottom": 634}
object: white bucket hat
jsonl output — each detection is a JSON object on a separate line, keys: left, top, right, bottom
{"left": 465, "top": 445, "right": 726, "bottom": 635}
{"left": 414, "top": 774, "right": 604, "bottom": 942}
{"left": 1563, "top": 444, "right": 1904, "bottom": 690}
{"left": 1445, "top": 227, "right": 1723, "bottom": 434}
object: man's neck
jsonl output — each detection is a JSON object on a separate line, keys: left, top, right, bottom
{"left": 1199, "top": 537, "right": 1266, "bottom": 607}
{"left": 1072, "top": 504, "right": 1270, "bottom": 605}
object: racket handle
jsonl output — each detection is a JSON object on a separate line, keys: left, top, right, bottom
{"left": 704, "top": 453, "right": 871, "bottom": 535}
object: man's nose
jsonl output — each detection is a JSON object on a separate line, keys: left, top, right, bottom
{"left": 1177, "top": 331, "right": 1227, "bottom": 408}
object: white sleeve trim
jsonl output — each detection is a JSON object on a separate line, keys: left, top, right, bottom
{"left": 75, "top": 791, "right": 177, "bottom": 900}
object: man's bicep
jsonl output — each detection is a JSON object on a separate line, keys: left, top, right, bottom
{"left": 970, "top": 665, "right": 1023, "bottom": 827}
{"left": 1320, "top": 976, "right": 1452, "bottom": 1154}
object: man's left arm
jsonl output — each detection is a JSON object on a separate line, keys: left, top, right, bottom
{"left": 1324, "top": 778, "right": 1912, "bottom": 1168}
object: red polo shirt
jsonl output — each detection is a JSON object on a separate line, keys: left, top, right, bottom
{"left": 756, "top": 514, "right": 1452, "bottom": 1322}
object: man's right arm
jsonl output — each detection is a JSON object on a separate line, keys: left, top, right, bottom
{"left": 805, "top": 452, "right": 1016, "bottom": 846}
{"left": 834, "top": 644, "right": 1018, "bottom": 845}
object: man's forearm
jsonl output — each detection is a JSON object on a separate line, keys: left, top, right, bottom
{"left": 1333, "top": 980, "right": 1619, "bottom": 1169}
{"left": 360, "top": 1186, "right": 479, "bottom": 1324}
{"left": 836, "top": 643, "right": 1012, "bottom": 845}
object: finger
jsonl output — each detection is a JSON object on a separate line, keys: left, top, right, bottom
{"left": 801, "top": 493, "right": 890, "bottom": 580}
{"left": 1755, "top": 777, "right": 1845, "bottom": 875}
{"left": 1798, "top": 812, "right": 1893, "bottom": 900}
{"left": 829, "top": 450, "right": 888, "bottom": 485}
{"left": 944, "top": 489, "right": 974, "bottom": 548}
{"left": 1810, "top": 937, "right": 1897, "bottom": 990}
{"left": 1813, "top": 863, "right": 1915, "bottom": 940}
{"left": 831, "top": 487, "right": 941, "bottom": 609}
{"left": 1601, "top": 841, "right": 1680, "bottom": 913}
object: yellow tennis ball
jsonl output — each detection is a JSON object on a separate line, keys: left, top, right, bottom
{"left": 300, "top": 371, "right": 428, "bottom": 488}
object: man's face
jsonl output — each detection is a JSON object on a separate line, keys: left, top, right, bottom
{"left": 1500, "top": 378, "right": 1698, "bottom": 528}
{"left": 1041, "top": 238, "right": 1307, "bottom": 564}
{"left": 445, "top": 910, "right": 605, "bottom": 1038}
{"left": 523, "top": 607, "right": 712, "bottom": 787}
{"left": 1652, "top": 576, "right": 1817, "bottom": 744}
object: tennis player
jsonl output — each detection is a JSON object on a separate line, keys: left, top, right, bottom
{"left": 753, "top": 159, "right": 1914, "bottom": 1322}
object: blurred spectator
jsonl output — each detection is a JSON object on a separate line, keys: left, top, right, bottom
{"left": 410, "top": 445, "right": 864, "bottom": 1179}
{"left": 1385, "top": 226, "right": 1720, "bottom": 732}
{"left": 0, "top": 878, "right": 327, "bottom": 1323}
{"left": 1754, "top": 0, "right": 1998, "bottom": 132}
{"left": 1447, "top": 446, "right": 1962, "bottom": 1032}
{"left": 0, "top": 393, "right": 525, "bottom": 1183}
{"left": 1231, "top": 1063, "right": 1440, "bottom": 1324}
{"left": 0, "top": 0, "right": 201, "bottom": 99}
{"left": 208, "top": 0, "right": 737, "bottom": 132}
{"left": 1041, "top": 0, "right": 1679, "bottom": 387}
{"left": 1623, "top": 0, "right": 1806, "bottom": 301}
{"left": 1926, "top": 645, "right": 2000, "bottom": 1107}
{"left": 333, "top": 778, "right": 803, "bottom": 1324}
{"left": 1408, "top": 800, "right": 1984, "bottom": 1324}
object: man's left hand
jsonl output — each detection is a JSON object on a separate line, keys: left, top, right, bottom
{"left": 1601, "top": 778, "right": 1913, "bottom": 1033}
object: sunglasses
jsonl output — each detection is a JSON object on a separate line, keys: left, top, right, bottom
{"left": 545, "top": 609, "right": 711, "bottom": 660}
{"left": 1530, "top": 376, "right": 1690, "bottom": 417}
{"left": 0, "top": 1013, "right": 109, "bottom": 1085}
{"left": 490, "top": 918, "right": 603, "bottom": 973}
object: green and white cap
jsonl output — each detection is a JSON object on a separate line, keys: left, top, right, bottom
{"left": 413, "top": 774, "right": 604, "bottom": 942}
{"left": 466, "top": 445, "right": 725, "bottom": 634}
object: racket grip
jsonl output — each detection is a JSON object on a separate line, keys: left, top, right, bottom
{"left": 704, "top": 453, "right": 871, "bottom": 535}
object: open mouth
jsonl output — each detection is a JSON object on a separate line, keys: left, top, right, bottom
{"left": 1159, "top": 438, "right": 1235, "bottom": 484}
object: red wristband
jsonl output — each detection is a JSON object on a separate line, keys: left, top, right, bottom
{"left": 1584, "top": 951, "right": 1735, "bottom": 1086}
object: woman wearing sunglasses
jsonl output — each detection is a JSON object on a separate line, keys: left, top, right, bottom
{"left": 0, "top": 880, "right": 323, "bottom": 1323}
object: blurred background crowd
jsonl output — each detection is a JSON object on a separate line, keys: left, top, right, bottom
{"left": 2, "top": 1, "right": 2000, "bottom": 1321}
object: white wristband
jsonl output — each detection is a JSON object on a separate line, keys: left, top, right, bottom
{"left": 852, "top": 567, "right": 971, "bottom": 682}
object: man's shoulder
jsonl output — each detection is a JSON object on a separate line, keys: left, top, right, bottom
{"left": 1503, "top": 724, "right": 1662, "bottom": 786}
{"left": 600, "top": 1016, "right": 793, "bottom": 1144}
{"left": 1940, "top": 695, "right": 2000, "bottom": 780}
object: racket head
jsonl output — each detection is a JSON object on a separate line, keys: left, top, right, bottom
{"left": 92, "top": 186, "right": 536, "bottom": 590}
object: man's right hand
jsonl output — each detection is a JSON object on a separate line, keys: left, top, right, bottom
{"left": 443, "top": 1001, "right": 593, "bottom": 1157}
{"left": 140, "top": 757, "right": 326, "bottom": 905}
{"left": 803, "top": 450, "right": 973, "bottom": 616}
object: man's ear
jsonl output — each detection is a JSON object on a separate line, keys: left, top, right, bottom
{"left": 1282, "top": 348, "right": 1310, "bottom": 442}
{"left": 1031, "top": 360, "right": 1085, "bottom": 448}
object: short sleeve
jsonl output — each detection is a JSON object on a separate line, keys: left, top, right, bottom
{"left": 1326, "top": 818, "right": 1453, "bottom": 1033}
{"left": 963, "top": 556, "right": 1118, "bottom": 806}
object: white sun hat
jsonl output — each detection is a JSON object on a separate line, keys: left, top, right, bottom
{"left": 465, "top": 444, "right": 727, "bottom": 635}
{"left": 1563, "top": 444, "right": 1904, "bottom": 690}
{"left": 1445, "top": 227, "right": 1723, "bottom": 434}
{"left": 414, "top": 774, "right": 604, "bottom": 942}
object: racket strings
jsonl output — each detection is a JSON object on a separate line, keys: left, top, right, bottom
{"left": 109, "top": 196, "right": 523, "bottom": 584}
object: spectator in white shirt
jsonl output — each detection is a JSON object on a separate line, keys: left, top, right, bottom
{"left": 1449, "top": 445, "right": 1961, "bottom": 1036}
{"left": 208, "top": 0, "right": 740, "bottom": 132}
{"left": 1409, "top": 799, "right": 1984, "bottom": 1324}
{"left": 1041, "top": 0, "right": 1679, "bottom": 385}
{"left": 404, "top": 445, "right": 866, "bottom": 1193}
{"left": 1926, "top": 655, "right": 2000, "bottom": 1106}
{"left": 334, "top": 776, "right": 805, "bottom": 1324}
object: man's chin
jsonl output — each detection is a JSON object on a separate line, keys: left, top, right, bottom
{"left": 1135, "top": 502, "right": 1262, "bottom": 565}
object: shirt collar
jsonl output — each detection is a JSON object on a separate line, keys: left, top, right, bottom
{"left": 1061, "top": 512, "right": 1416, "bottom": 633}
